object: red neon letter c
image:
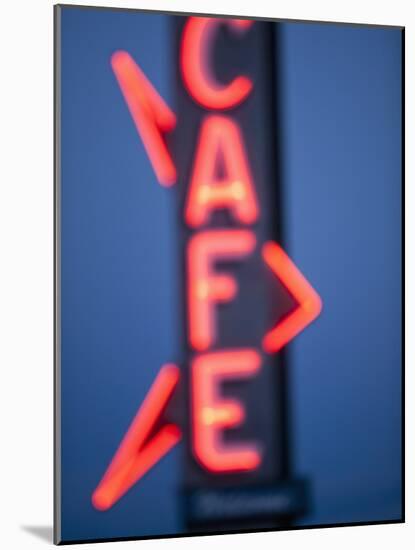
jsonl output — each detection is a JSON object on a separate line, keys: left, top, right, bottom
{"left": 181, "top": 17, "right": 253, "bottom": 110}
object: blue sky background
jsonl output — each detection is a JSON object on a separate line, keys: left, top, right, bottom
{"left": 59, "top": 7, "right": 402, "bottom": 542}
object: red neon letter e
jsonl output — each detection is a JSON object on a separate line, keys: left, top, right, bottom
{"left": 185, "top": 116, "right": 259, "bottom": 227}
{"left": 188, "top": 229, "right": 256, "bottom": 351}
{"left": 192, "top": 349, "right": 262, "bottom": 473}
{"left": 181, "top": 17, "right": 253, "bottom": 110}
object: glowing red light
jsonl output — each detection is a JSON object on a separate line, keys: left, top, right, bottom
{"left": 111, "top": 50, "right": 177, "bottom": 186}
{"left": 185, "top": 115, "right": 259, "bottom": 227}
{"left": 188, "top": 229, "right": 256, "bottom": 351}
{"left": 92, "top": 364, "right": 181, "bottom": 510}
{"left": 100, "top": 18, "right": 324, "bottom": 500}
{"left": 262, "top": 242, "right": 322, "bottom": 353}
{"left": 192, "top": 349, "right": 262, "bottom": 472}
{"left": 181, "top": 17, "right": 253, "bottom": 110}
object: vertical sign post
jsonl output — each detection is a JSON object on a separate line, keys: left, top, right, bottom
{"left": 173, "top": 16, "right": 310, "bottom": 530}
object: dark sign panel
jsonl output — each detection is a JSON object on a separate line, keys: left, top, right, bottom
{"left": 173, "top": 16, "right": 319, "bottom": 528}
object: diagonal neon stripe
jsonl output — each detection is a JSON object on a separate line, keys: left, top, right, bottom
{"left": 92, "top": 364, "right": 181, "bottom": 511}
{"left": 262, "top": 241, "right": 322, "bottom": 353}
{"left": 111, "top": 51, "right": 177, "bottom": 186}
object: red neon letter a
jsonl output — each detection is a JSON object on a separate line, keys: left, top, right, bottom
{"left": 185, "top": 115, "right": 259, "bottom": 227}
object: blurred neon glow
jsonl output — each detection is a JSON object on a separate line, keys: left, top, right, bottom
{"left": 262, "top": 242, "right": 322, "bottom": 353}
{"left": 181, "top": 17, "right": 253, "bottom": 110}
{"left": 185, "top": 115, "right": 259, "bottom": 227}
{"left": 188, "top": 229, "right": 256, "bottom": 351}
{"left": 92, "top": 364, "right": 181, "bottom": 510}
{"left": 111, "top": 50, "right": 177, "bottom": 186}
{"left": 97, "top": 17, "right": 323, "bottom": 507}
{"left": 192, "top": 349, "right": 262, "bottom": 472}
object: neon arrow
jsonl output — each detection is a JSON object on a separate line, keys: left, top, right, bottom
{"left": 262, "top": 241, "right": 322, "bottom": 353}
{"left": 92, "top": 364, "right": 181, "bottom": 511}
{"left": 111, "top": 51, "right": 177, "bottom": 186}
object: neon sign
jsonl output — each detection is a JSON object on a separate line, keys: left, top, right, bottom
{"left": 92, "top": 15, "right": 322, "bottom": 523}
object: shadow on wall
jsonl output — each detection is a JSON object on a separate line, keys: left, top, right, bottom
{"left": 21, "top": 525, "right": 53, "bottom": 544}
